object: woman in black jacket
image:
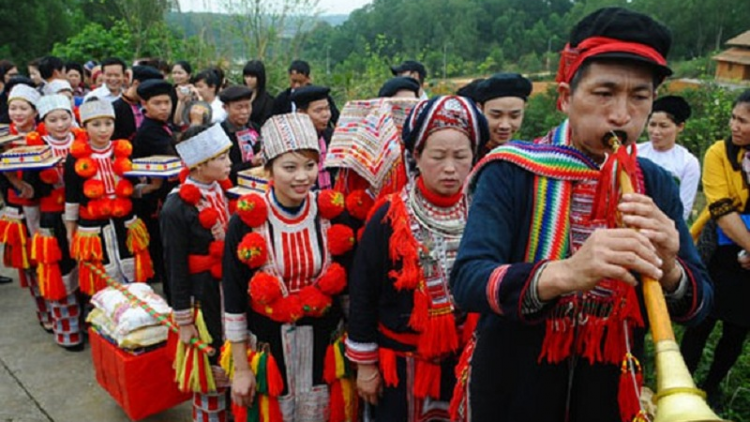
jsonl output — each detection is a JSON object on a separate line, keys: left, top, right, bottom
{"left": 242, "top": 60, "right": 274, "bottom": 127}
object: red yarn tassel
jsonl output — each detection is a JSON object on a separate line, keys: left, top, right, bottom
{"left": 266, "top": 353, "right": 284, "bottom": 397}
{"left": 618, "top": 354, "right": 643, "bottom": 422}
{"left": 329, "top": 380, "right": 345, "bottom": 422}
{"left": 450, "top": 338, "right": 476, "bottom": 422}
{"left": 232, "top": 403, "right": 248, "bottom": 422}
{"left": 268, "top": 397, "right": 283, "bottom": 422}
{"left": 408, "top": 288, "right": 429, "bottom": 332}
{"left": 385, "top": 195, "right": 422, "bottom": 291}
{"left": 32, "top": 234, "right": 66, "bottom": 301}
{"left": 17, "top": 269, "right": 28, "bottom": 288}
{"left": 378, "top": 348, "right": 399, "bottom": 388}
{"left": 413, "top": 360, "right": 441, "bottom": 399}
{"left": 416, "top": 309, "right": 459, "bottom": 359}
{"left": 323, "top": 344, "right": 337, "bottom": 384}
{"left": 126, "top": 218, "right": 154, "bottom": 282}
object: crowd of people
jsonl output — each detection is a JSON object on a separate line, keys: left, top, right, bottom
{"left": 1, "top": 5, "right": 748, "bottom": 422}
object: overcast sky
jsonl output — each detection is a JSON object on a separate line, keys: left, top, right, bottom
{"left": 178, "top": 0, "right": 373, "bottom": 15}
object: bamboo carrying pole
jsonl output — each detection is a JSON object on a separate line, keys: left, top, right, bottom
{"left": 82, "top": 262, "right": 215, "bottom": 356}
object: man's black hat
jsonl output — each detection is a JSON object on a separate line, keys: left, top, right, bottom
{"left": 136, "top": 79, "right": 173, "bottom": 101}
{"left": 378, "top": 77, "right": 421, "bottom": 98}
{"left": 652, "top": 95, "right": 691, "bottom": 124}
{"left": 476, "top": 73, "right": 533, "bottom": 104}
{"left": 570, "top": 7, "right": 673, "bottom": 77}
{"left": 219, "top": 85, "right": 253, "bottom": 104}
{"left": 132, "top": 65, "right": 164, "bottom": 83}
{"left": 390, "top": 60, "right": 427, "bottom": 81}
{"left": 291, "top": 85, "right": 330, "bottom": 110}
{"left": 456, "top": 78, "right": 485, "bottom": 104}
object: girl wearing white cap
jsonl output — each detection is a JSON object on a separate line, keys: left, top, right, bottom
{"left": 7, "top": 83, "right": 40, "bottom": 139}
{"left": 22, "top": 93, "right": 86, "bottom": 351}
{"left": 223, "top": 113, "right": 356, "bottom": 422}
{"left": 0, "top": 83, "right": 48, "bottom": 322}
{"left": 64, "top": 98, "right": 153, "bottom": 299}
{"left": 160, "top": 123, "right": 233, "bottom": 421}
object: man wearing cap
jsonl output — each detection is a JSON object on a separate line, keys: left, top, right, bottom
{"left": 218, "top": 85, "right": 262, "bottom": 184}
{"left": 291, "top": 85, "right": 336, "bottom": 190}
{"left": 639, "top": 95, "right": 699, "bottom": 220}
{"left": 377, "top": 76, "right": 421, "bottom": 99}
{"left": 112, "top": 65, "right": 164, "bottom": 141}
{"left": 132, "top": 79, "right": 176, "bottom": 290}
{"left": 391, "top": 60, "right": 428, "bottom": 100}
{"left": 161, "top": 124, "right": 232, "bottom": 422}
{"left": 450, "top": 8, "right": 712, "bottom": 422}
{"left": 475, "top": 73, "right": 533, "bottom": 158}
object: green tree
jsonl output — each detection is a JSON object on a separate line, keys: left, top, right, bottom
{"left": 0, "top": 0, "right": 75, "bottom": 63}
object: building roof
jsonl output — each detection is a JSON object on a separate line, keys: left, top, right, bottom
{"left": 727, "top": 30, "right": 750, "bottom": 47}
{"left": 714, "top": 48, "right": 750, "bottom": 66}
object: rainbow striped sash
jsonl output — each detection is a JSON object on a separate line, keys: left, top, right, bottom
{"left": 467, "top": 121, "right": 600, "bottom": 261}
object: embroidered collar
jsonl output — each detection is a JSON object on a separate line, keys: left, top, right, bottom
{"left": 270, "top": 188, "right": 306, "bottom": 217}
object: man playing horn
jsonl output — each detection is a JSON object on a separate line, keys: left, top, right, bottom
{"left": 450, "top": 7, "right": 713, "bottom": 422}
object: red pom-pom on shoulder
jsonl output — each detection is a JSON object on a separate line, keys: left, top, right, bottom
{"left": 316, "top": 263, "right": 347, "bottom": 295}
{"left": 111, "top": 198, "right": 133, "bottom": 218}
{"left": 87, "top": 198, "right": 114, "bottom": 219}
{"left": 70, "top": 140, "right": 93, "bottom": 158}
{"left": 327, "top": 224, "right": 355, "bottom": 256}
{"left": 36, "top": 123, "right": 47, "bottom": 137}
{"left": 198, "top": 208, "right": 220, "bottom": 229}
{"left": 83, "top": 179, "right": 105, "bottom": 199}
{"left": 26, "top": 131, "right": 43, "bottom": 146}
{"left": 237, "top": 194, "right": 267, "bottom": 228}
{"left": 237, "top": 232, "right": 267, "bottom": 268}
{"left": 299, "top": 285, "right": 332, "bottom": 317}
{"left": 39, "top": 168, "right": 60, "bottom": 185}
{"left": 112, "top": 158, "right": 132, "bottom": 176}
{"left": 281, "top": 295, "right": 304, "bottom": 323}
{"left": 178, "top": 167, "right": 190, "bottom": 184}
{"left": 218, "top": 178, "right": 233, "bottom": 191}
{"left": 317, "top": 189, "right": 345, "bottom": 220}
{"left": 112, "top": 140, "right": 133, "bottom": 158}
{"left": 115, "top": 179, "right": 134, "bottom": 198}
{"left": 72, "top": 127, "right": 88, "bottom": 143}
{"left": 179, "top": 184, "right": 201, "bottom": 205}
{"left": 249, "top": 272, "right": 283, "bottom": 305}
{"left": 228, "top": 199, "right": 238, "bottom": 215}
{"left": 75, "top": 157, "right": 98, "bottom": 178}
{"left": 346, "top": 189, "right": 375, "bottom": 221}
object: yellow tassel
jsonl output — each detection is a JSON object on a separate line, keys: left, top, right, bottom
{"left": 173, "top": 308, "right": 217, "bottom": 393}
{"left": 220, "top": 341, "right": 234, "bottom": 380}
{"left": 334, "top": 341, "right": 346, "bottom": 379}
{"left": 126, "top": 218, "right": 154, "bottom": 282}
{"left": 259, "top": 395, "right": 270, "bottom": 422}
{"left": 251, "top": 351, "right": 261, "bottom": 374}
{"left": 71, "top": 231, "right": 106, "bottom": 295}
{"left": 195, "top": 309, "right": 217, "bottom": 392}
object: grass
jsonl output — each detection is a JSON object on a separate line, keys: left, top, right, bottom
{"left": 642, "top": 326, "right": 750, "bottom": 421}
{"left": 640, "top": 191, "right": 750, "bottom": 421}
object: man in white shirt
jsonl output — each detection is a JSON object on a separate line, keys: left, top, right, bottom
{"left": 84, "top": 57, "right": 126, "bottom": 103}
{"left": 638, "top": 95, "right": 700, "bottom": 220}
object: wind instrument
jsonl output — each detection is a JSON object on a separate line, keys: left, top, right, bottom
{"left": 604, "top": 131, "right": 724, "bottom": 422}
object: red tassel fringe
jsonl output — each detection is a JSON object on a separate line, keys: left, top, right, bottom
{"left": 378, "top": 348, "right": 399, "bottom": 388}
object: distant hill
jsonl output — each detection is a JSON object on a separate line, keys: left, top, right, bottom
{"left": 166, "top": 11, "right": 348, "bottom": 39}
